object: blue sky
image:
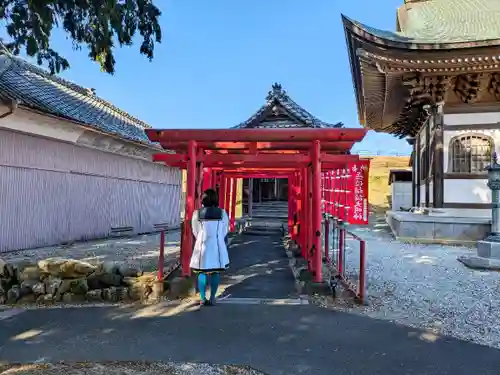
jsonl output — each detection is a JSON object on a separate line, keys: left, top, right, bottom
{"left": 18, "top": 0, "right": 411, "bottom": 155}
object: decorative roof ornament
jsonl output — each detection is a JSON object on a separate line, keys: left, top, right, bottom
{"left": 266, "top": 82, "right": 287, "bottom": 101}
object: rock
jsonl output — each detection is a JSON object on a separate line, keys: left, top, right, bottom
{"left": 62, "top": 293, "right": 86, "bottom": 303}
{"left": 96, "top": 261, "right": 120, "bottom": 275}
{"left": 102, "top": 287, "right": 127, "bottom": 302}
{"left": 0, "top": 259, "right": 5, "bottom": 276}
{"left": 6, "top": 285, "right": 21, "bottom": 304}
{"left": 149, "top": 281, "right": 164, "bottom": 302}
{"left": 38, "top": 258, "right": 96, "bottom": 278}
{"left": 44, "top": 277, "right": 62, "bottom": 295}
{"left": 0, "top": 259, "right": 15, "bottom": 279}
{"left": 31, "top": 282, "right": 46, "bottom": 295}
{"left": 21, "top": 279, "right": 46, "bottom": 295}
{"left": 86, "top": 290, "right": 103, "bottom": 302}
{"left": 36, "top": 294, "right": 54, "bottom": 304}
{"left": 0, "top": 260, "right": 16, "bottom": 280}
{"left": 18, "top": 294, "right": 36, "bottom": 304}
{"left": 118, "top": 265, "right": 142, "bottom": 278}
{"left": 123, "top": 274, "right": 156, "bottom": 301}
{"left": 168, "top": 277, "right": 196, "bottom": 299}
{"left": 59, "top": 278, "right": 88, "bottom": 295}
{"left": 127, "top": 282, "right": 152, "bottom": 301}
{"left": 96, "top": 261, "right": 142, "bottom": 278}
{"left": 87, "top": 273, "right": 122, "bottom": 290}
{"left": 17, "top": 266, "right": 43, "bottom": 283}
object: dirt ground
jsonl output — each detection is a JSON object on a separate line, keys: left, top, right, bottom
{"left": 0, "top": 362, "right": 264, "bottom": 375}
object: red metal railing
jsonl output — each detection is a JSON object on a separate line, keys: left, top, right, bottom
{"left": 157, "top": 222, "right": 183, "bottom": 281}
{"left": 323, "top": 218, "right": 366, "bottom": 304}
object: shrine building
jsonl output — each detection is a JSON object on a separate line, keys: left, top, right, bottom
{"left": 0, "top": 49, "right": 180, "bottom": 252}
{"left": 235, "top": 83, "right": 343, "bottom": 216}
{"left": 343, "top": 0, "right": 500, "bottom": 243}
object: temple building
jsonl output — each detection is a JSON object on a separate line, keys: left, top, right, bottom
{"left": 343, "top": 0, "right": 500, "bottom": 243}
{"left": 234, "top": 83, "right": 343, "bottom": 216}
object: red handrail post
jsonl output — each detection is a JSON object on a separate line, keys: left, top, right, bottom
{"left": 219, "top": 174, "right": 226, "bottom": 209}
{"left": 324, "top": 218, "right": 330, "bottom": 264}
{"left": 311, "top": 140, "right": 322, "bottom": 283}
{"left": 338, "top": 226, "right": 344, "bottom": 277}
{"left": 230, "top": 177, "right": 237, "bottom": 232}
{"left": 225, "top": 177, "right": 231, "bottom": 213}
{"left": 288, "top": 175, "right": 293, "bottom": 236}
{"left": 182, "top": 139, "right": 197, "bottom": 277}
{"left": 301, "top": 166, "right": 308, "bottom": 259}
{"left": 158, "top": 230, "right": 166, "bottom": 280}
{"left": 358, "top": 240, "right": 366, "bottom": 303}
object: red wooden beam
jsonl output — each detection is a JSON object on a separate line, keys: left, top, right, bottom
{"left": 159, "top": 141, "right": 356, "bottom": 151}
{"left": 146, "top": 128, "right": 367, "bottom": 143}
{"left": 152, "top": 153, "right": 186, "bottom": 163}
{"left": 222, "top": 173, "right": 292, "bottom": 178}
{"left": 153, "top": 153, "right": 359, "bottom": 165}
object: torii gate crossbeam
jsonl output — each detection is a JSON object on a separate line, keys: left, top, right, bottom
{"left": 145, "top": 128, "right": 367, "bottom": 284}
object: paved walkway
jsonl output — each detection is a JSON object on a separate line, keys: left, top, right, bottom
{"left": 219, "top": 233, "right": 297, "bottom": 300}
{"left": 0, "top": 232, "right": 499, "bottom": 374}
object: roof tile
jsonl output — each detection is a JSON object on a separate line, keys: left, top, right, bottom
{"left": 0, "top": 51, "right": 154, "bottom": 145}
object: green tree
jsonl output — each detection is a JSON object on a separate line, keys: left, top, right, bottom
{"left": 0, "top": 0, "right": 162, "bottom": 74}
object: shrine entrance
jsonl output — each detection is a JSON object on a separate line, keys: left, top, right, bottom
{"left": 146, "top": 127, "right": 370, "bottom": 301}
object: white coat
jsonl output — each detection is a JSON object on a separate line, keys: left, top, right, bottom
{"left": 189, "top": 207, "right": 230, "bottom": 273}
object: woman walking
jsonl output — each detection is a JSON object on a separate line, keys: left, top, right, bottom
{"left": 190, "top": 188, "right": 230, "bottom": 307}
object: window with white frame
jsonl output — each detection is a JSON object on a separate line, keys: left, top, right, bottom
{"left": 449, "top": 133, "right": 493, "bottom": 173}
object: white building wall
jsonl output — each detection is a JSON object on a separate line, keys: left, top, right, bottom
{"left": 391, "top": 182, "right": 412, "bottom": 210}
{"left": 0, "top": 111, "right": 181, "bottom": 252}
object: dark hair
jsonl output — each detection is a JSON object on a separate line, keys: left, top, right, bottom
{"left": 201, "top": 188, "right": 218, "bottom": 207}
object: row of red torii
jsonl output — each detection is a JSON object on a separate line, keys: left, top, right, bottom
{"left": 145, "top": 128, "right": 370, "bottom": 284}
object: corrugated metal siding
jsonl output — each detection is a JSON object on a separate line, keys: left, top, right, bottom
{"left": 0, "top": 129, "right": 181, "bottom": 252}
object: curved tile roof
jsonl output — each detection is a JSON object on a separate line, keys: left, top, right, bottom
{"left": 343, "top": 0, "right": 500, "bottom": 49}
{"left": 399, "top": 0, "right": 500, "bottom": 43}
{"left": 0, "top": 50, "right": 154, "bottom": 145}
{"left": 233, "top": 83, "right": 343, "bottom": 129}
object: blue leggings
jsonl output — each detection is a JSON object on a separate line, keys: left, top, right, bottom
{"left": 198, "top": 272, "right": 220, "bottom": 302}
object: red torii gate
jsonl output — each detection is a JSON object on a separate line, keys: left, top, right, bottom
{"left": 145, "top": 128, "right": 367, "bottom": 284}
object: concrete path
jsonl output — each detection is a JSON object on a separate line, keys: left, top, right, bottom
{"left": 0, "top": 232, "right": 499, "bottom": 374}
{"left": 219, "top": 233, "right": 297, "bottom": 300}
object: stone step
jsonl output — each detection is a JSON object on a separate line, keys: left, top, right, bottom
{"left": 252, "top": 214, "right": 288, "bottom": 219}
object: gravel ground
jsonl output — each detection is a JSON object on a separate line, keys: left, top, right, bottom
{"left": 0, "top": 231, "right": 181, "bottom": 271}
{"left": 0, "top": 362, "right": 265, "bottom": 375}
{"left": 316, "top": 216, "right": 500, "bottom": 349}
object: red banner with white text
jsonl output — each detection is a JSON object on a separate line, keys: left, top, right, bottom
{"left": 347, "top": 159, "right": 370, "bottom": 225}
{"left": 321, "top": 159, "right": 370, "bottom": 225}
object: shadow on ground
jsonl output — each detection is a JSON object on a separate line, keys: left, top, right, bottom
{"left": 0, "top": 302, "right": 499, "bottom": 375}
{"left": 219, "top": 234, "right": 297, "bottom": 300}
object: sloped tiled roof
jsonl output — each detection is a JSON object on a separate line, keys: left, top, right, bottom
{"left": 343, "top": 0, "right": 500, "bottom": 49}
{"left": 233, "top": 83, "right": 343, "bottom": 129}
{"left": 0, "top": 49, "right": 153, "bottom": 145}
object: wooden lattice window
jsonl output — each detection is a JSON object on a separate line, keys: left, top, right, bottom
{"left": 449, "top": 134, "right": 493, "bottom": 173}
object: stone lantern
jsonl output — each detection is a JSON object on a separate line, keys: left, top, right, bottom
{"left": 458, "top": 152, "right": 500, "bottom": 270}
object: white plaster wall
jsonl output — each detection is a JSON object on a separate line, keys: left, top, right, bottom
{"left": 391, "top": 182, "right": 412, "bottom": 210}
{"left": 0, "top": 110, "right": 181, "bottom": 252}
{"left": 443, "top": 179, "right": 490, "bottom": 204}
{"left": 444, "top": 112, "right": 500, "bottom": 126}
